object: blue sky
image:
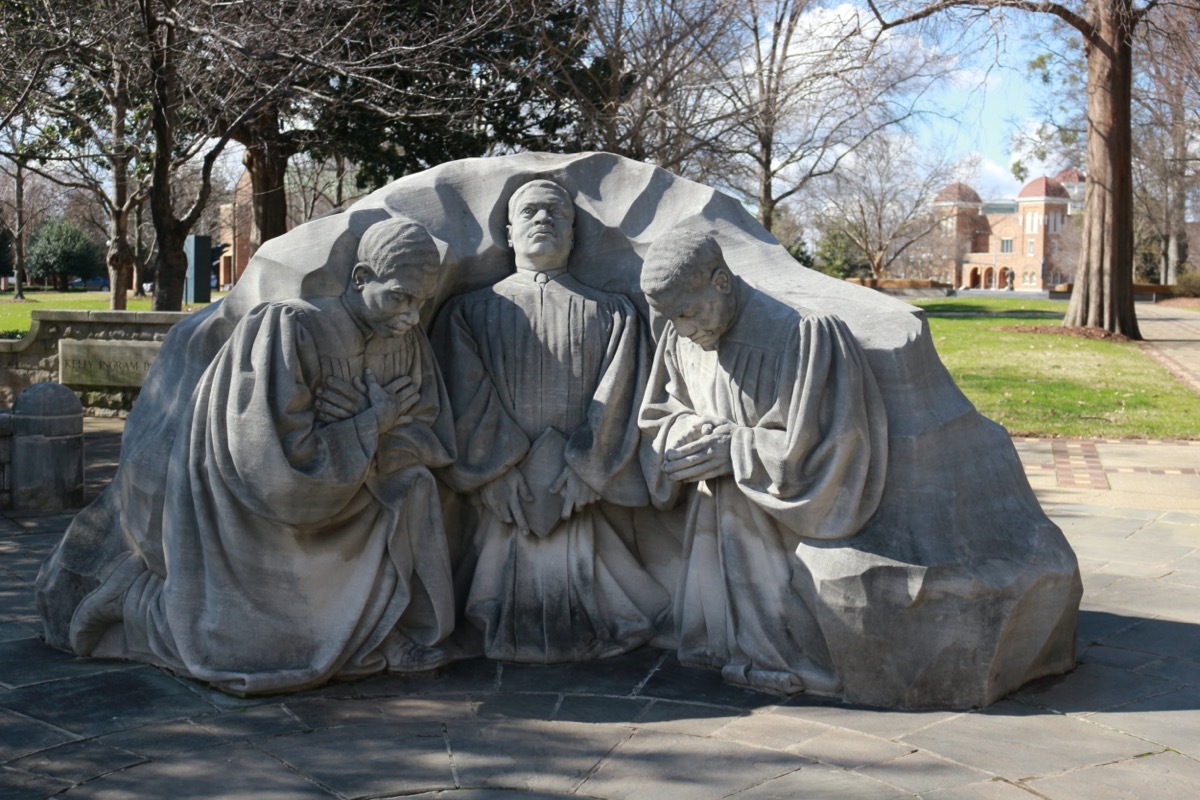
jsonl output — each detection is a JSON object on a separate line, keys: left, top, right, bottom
{"left": 916, "top": 19, "right": 1069, "bottom": 200}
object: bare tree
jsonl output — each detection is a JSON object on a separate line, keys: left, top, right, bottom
{"left": 870, "top": 0, "right": 1200, "bottom": 338}
{"left": 712, "top": 1, "right": 950, "bottom": 233}
{"left": 543, "top": 0, "right": 743, "bottom": 178}
{"left": 807, "top": 133, "right": 965, "bottom": 279}
{"left": 166, "top": 0, "right": 580, "bottom": 260}
{"left": 286, "top": 153, "right": 362, "bottom": 229}
{"left": 1137, "top": 7, "right": 1196, "bottom": 284}
{"left": 0, "top": 1, "right": 155, "bottom": 309}
{"left": 1013, "top": 5, "right": 1196, "bottom": 290}
{"left": 0, "top": 117, "right": 66, "bottom": 300}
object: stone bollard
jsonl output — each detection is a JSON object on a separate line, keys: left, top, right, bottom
{"left": 9, "top": 383, "right": 85, "bottom": 511}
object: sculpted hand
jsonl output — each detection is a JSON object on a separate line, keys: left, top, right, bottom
{"left": 662, "top": 423, "right": 736, "bottom": 482}
{"left": 665, "top": 415, "right": 730, "bottom": 453}
{"left": 550, "top": 465, "right": 600, "bottom": 519}
{"left": 479, "top": 469, "right": 534, "bottom": 534}
{"left": 391, "top": 378, "right": 421, "bottom": 422}
{"left": 364, "top": 370, "right": 416, "bottom": 430}
{"left": 315, "top": 375, "right": 369, "bottom": 424}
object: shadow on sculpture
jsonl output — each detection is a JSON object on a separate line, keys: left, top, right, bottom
{"left": 36, "top": 153, "right": 1081, "bottom": 708}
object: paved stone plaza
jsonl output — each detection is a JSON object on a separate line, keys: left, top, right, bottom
{"left": 1, "top": 303, "right": 1198, "bottom": 799}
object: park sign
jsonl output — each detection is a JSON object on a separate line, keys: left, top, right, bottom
{"left": 59, "top": 339, "right": 162, "bottom": 388}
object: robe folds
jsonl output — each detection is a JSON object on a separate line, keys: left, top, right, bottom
{"left": 639, "top": 288, "right": 888, "bottom": 694}
{"left": 68, "top": 296, "right": 458, "bottom": 695}
{"left": 434, "top": 270, "right": 669, "bottom": 663}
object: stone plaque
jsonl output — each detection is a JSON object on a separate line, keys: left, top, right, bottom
{"left": 59, "top": 340, "right": 162, "bottom": 388}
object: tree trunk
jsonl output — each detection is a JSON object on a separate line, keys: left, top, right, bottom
{"left": 1166, "top": 95, "right": 1188, "bottom": 284}
{"left": 133, "top": 200, "right": 149, "bottom": 297}
{"left": 13, "top": 162, "right": 25, "bottom": 300}
{"left": 146, "top": 0, "right": 188, "bottom": 313}
{"left": 107, "top": 219, "right": 134, "bottom": 311}
{"left": 108, "top": 70, "right": 134, "bottom": 311}
{"left": 758, "top": 134, "right": 776, "bottom": 233}
{"left": 1064, "top": 0, "right": 1140, "bottom": 338}
{"left": 238, "top": 105, "right": 294, "bottom": 258}
{"left": 153, "top": 227, "right": 188, "bottom": 311}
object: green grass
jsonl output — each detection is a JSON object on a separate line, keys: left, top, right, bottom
{"left": 0, "top": 289, "right": 213, "bottom": 338}
{"left": 916, "top": 298, "right": 1200, "bottom": 439}
{"left": 911, "top": 297, "right": 1067, "bottom": 315}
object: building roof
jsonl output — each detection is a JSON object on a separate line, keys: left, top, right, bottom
{"left": 1054, "top": 167, "right": 1086, "bottom": 184}
{"left": 934, "top": 183, "right": 982, "bottom": 204}
{"left": 1018, "top": 177, "right": 1070, "bottom": 200}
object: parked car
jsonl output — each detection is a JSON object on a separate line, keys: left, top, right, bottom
{"left": 69, "top": 276, "right": 110, "bottom": 291}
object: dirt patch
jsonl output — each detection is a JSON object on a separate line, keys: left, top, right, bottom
{"left": 1155, "top": 297, "right": 1200, "bottom": 308}
{"left": 1, "top": 297, "right": 38, "bottom": 303}
{"left": 999, "top": 324, "right": 1133, "bottom": 342}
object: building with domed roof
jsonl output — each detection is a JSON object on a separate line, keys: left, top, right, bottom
{"left": 933, "top": 173, "right": 1080, "bottom": 291}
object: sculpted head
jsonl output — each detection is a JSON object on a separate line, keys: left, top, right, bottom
{"left": 346, "top": 217, "right": 439, "bottom": 338}
{"left": 642, "top": 230, "right": 739, "bottom": 351}
{"left": 506, "top": 179, "right": 575, "bottom": 272}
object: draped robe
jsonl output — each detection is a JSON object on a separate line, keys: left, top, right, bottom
{"left": 68, "top": 296, "right": 458, "bottom": 694}
{"left": 639, "top": 288, "right": 888, "bottom": 694}
{"left": 434, "top": 270, "right": 668, "bottom": 662}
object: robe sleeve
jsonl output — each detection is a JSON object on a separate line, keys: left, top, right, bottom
{"left": 564, "top": 293, "right": 650, "bottom": 507}
{"left": 431, "top": 295, "right": 530, "bottom": 493}
{"left": 638, "top": 325, "right": 710, "bottom": 510}
{"left": 376, "top": 327, "right": 456, "bottom": 475}
{"left": 729, "top": 313, "right": 888, "bottom": 540}
{"left": 204, "top": 302, "right": 381, "bottom": 527}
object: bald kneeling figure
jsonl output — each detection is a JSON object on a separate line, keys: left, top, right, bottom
{"left": 638, "top": 229, "right": 889, "bottom": 695}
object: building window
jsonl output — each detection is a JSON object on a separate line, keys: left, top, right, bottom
{"left": 1000, "top": 238, "right": 1013, "bottom": 253}
{"left": 1027, "top": 239, "right": 1035, "bottom": 256}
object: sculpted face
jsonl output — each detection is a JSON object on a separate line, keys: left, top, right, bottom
{"left": 347, "top": 258, "right": 436, "bottom": 339}
{"left": 507, "top": 182, "right": 575, "bottom": 271}
{"left": 647, "top": 262, "right": 738, "bottom": 351}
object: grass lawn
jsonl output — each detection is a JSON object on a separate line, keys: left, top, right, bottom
{"left": 0, "top": 289, "right": 210, "bottom": 338}
{"left": 916, "top": 297, "right": 1200, "bottom": 439}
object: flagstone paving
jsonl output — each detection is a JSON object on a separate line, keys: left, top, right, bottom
{"left": 1, "top": 301, "right": 1198, "bottom": 799}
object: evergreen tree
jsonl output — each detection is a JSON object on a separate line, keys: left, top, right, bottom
{"left": 26, "top": 218, "right": 103, "bottom": 291}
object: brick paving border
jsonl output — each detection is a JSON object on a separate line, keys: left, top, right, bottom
{"left": 1013, "top": 436, "right": 1200, "bottom": 489}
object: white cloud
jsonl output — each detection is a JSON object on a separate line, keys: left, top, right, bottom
{"left": 971, "top": 154, "right": 1021, "bottom": 199}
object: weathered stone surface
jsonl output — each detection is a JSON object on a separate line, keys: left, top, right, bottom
{"left": 10, "top": 382, "right": 85, "bottom": 512}
{"left": 58, "top": 339, "right": 162, "bottom": 388}
{"left": 0, "top": 310, "right": 185, "bottom": 409}
{"left": 35, "top": 153, "right": 1079, "bottom": 708}
{"left": 42, "top": 219, "right": 460, "bottom": 696}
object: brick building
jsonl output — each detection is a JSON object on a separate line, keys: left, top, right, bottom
{"left": 935, "top": 169, "right": 1084, "bottom": 291}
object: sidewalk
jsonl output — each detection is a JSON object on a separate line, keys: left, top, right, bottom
{"left": 1136, "top": 302, "right": 1200, "bottom": 396}
{"left": 1, "top": 304, "right": 1198, "bottom": 799}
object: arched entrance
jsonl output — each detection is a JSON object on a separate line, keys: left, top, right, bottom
{"left": 984, "top": 267, "right": 995, "bottom": 289}
{"left": 969, "top": 267, "right": 981, "bottom": 289}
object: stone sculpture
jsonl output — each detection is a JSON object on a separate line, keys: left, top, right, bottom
{"left": 432, "top": 179, "right": 668, "bottom": 662}
{"left": 40, "top": 218, "right": 459, "bottom": 694}
{"left": 639, "top": 230, "right": 888, "bottom": 695}
{"left": 37, "top": 152, "right": 1081, "bottom": 708}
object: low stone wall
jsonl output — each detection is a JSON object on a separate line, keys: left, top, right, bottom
{"left": 844, "top": 278, "right": 954, "bottom": 298}
{"left": 1050, "top": 283, "right": 1176, "bottom": 303}
{"left": 0, "top": 309, "right": 188, "bottom": 414}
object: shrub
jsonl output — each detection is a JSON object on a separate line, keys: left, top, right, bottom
{"left": 1173, "top": 271, "right": 1200, "bottom": 298}
{"left": 26, "top": 219, "right": 103, "bottom": 290}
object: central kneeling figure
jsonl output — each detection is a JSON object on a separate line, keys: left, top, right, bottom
{"left": 434, "top": 179, "right": 668, "bottom": 662}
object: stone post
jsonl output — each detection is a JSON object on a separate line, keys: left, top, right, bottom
{"left": 9, "top": 383, "right": 85, "bottom": 511}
